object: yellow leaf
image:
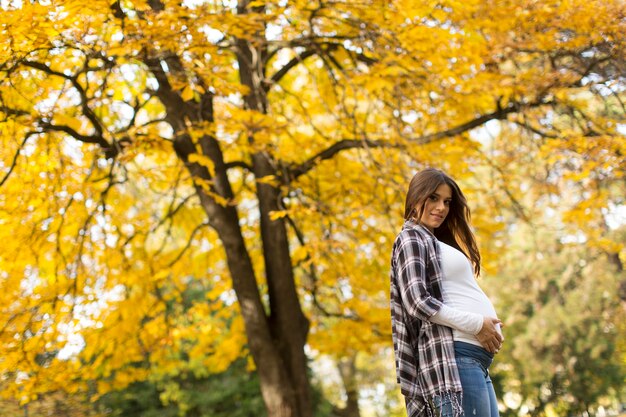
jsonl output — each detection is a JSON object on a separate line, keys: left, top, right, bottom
{"left": 181, "top": 85, "right": 195, "bottom": 102}
{"left": 256, "top": 175, "right": 279, "bottom": 187}
{"left": 188, "top": 153, "right": 215, "bottom": 176}
{"left": 269, "top": 210, "right": 288, "bottom": 221}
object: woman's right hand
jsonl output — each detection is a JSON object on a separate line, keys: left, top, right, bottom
{"left": 477, "top": 317, "right": 503, "bottom": 354}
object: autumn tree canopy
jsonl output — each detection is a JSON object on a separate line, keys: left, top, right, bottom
{"left": 1, "top": 0, "right": 624, "bottom": 416}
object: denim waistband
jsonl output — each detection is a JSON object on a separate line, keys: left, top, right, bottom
{"left": 454, "top": 341, "right": 493, "bottom": 370}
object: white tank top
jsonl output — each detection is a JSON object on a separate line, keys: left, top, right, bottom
{"left": 438, "top": 241, "right": 499, "bottom": 346}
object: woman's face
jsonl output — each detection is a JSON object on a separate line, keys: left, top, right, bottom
{"left": 419, "top": 183, "right": 452, "bottom": 232}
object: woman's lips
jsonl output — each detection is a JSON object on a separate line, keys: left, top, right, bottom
{"left": 431, "top": 213, "right": 444, "bottom": 221}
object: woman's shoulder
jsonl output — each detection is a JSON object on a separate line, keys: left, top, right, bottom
{"left": 394, "top": 221, "right": 435, "bottom": 247}
{"left": 392, "top": 224, "right": 436, "bottom": 266}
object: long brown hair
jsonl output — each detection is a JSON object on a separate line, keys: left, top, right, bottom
{"left": 404, "top": 168, "right": 481, "bottom": 275}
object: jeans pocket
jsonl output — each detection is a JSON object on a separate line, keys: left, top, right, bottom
{"left": 456, "top": 356, "right": 480, "bottom": 367}
{"left": 456, "top": 356, "right": 488, "bottom": 377}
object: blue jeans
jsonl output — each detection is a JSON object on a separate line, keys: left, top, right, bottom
{"left": 434, "top": 342, "right": 499, "bottom": 417}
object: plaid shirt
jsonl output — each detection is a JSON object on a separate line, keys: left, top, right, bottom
{"left": 390, "top": 220, "right": 463, "bottom": 416}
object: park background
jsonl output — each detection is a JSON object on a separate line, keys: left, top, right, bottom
{"left": 0, "top": 0, "right": 624, "bottom": 416}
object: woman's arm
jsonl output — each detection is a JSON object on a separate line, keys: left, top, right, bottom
{"left": 429, "top": 304, "right": 483, "bottom": 334}
{"left": 431, "top": 307, "right": 504, "bottom": 353}
{"left": 394, "top": 231, "right": 445, "bottom": 320}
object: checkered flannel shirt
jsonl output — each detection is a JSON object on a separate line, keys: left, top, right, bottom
{"left": 390, "top": 220, "right": 463, "bottom": 416}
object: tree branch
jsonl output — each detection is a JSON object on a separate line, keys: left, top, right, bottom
{"left": 284, "top": 213, "right": 359, "bottom": 321}
{"left": 142, "top": 56, "right": 187, "bottom": 123}
{"left": 266, "top": 49, "right": 318, "bottom": 91}
{"left": 38, "top": 121, "right": 116, "bottom": 157}
{"left": 23, "top": 60, "right": 106, "bottom": 138}
{"left": 0, "top": 105, "right": 29, "bottom": 119}
{"left": 287, "top": 98, "right": 553, "bottom": 180}
{"left": 288, "top": 139, "right": 398, "bottom": 180}
{"left": 167, "top": 221, "right": 210, "bottom": 267}
{"left": 0, "top": 132, "right": 37, "bottom": 188}
{"left": 513, "top": 120, "right": 559, "bottom": 138}
{"left": 264, "top": 40, "right": 375, "bottom": 93}
{"left": 225, "top": 160, "right": 253, "bottom": 171}
{"left": 287, "top": 98, "right": 553, "bottom": 179}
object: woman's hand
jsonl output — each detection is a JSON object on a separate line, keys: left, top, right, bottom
{"left": 477, "top": 317, "right": 504, "bottom": 354}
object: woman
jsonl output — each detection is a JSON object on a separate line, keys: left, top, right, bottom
{"left": 390, "top": 168, "right": 503, "bottom": 417}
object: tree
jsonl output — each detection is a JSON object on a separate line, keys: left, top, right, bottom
{"left": 0, "top": 387, "right": 100, "bottom": 417}
{"left": 0, "top": 0, "right": 624, "bottom": 416}
{"left": 98, "top": 358, "right": 266, "bottom": 417}
{"left": 485, "top": 224, "right": 625, "bottom": 417}
{"left": 467, "top": 121, "right": 626, "bottom": 416}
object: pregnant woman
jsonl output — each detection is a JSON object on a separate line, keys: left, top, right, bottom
{"left": 390, "top": 168, "right": 503, "bottom": 417}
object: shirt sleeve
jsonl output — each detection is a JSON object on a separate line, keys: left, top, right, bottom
{"left": 394, "top": 231, "right": 444, "bottom": 321}
{"left": 430, "top": 304, "right": 484, "bottom": 335}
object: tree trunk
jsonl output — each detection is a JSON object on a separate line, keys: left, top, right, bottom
{"left": 173, "top": 126, "right": 307, "bottom": 417}
{"left": 137, "top": 0, "right": 313, "bottom": 413}
{"left": 234, "top": 2, "right": 313, "bottom": 414}
{"left": 141, "top": 53, "right": 310, "bottom": 415}
{"left": 336, "top": 357, "right": 361, "bottom": 417}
